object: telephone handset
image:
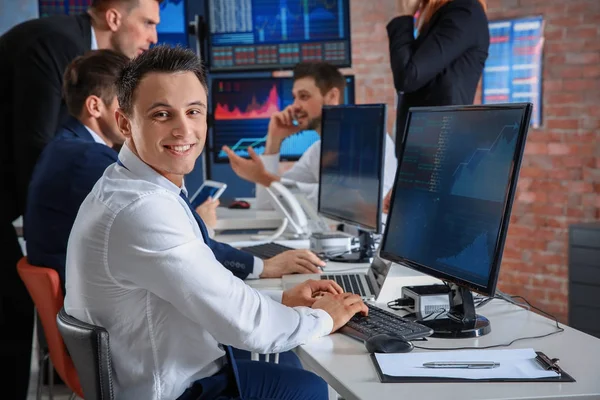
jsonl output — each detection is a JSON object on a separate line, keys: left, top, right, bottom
{"left": 264, "top": 181, "right": 309, "bottom": 237}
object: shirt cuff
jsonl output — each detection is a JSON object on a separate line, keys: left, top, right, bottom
{"left": 310, "top": 308, "right": 335, "bottom": 337}
{"left": 246, "top": 257, "right": 264, "bottom": 280}
{"left": 261, "top": 153, "right": 280, "bottom": 175}
{"left": 261, "top": 290, "right": 283, "bottom": 303}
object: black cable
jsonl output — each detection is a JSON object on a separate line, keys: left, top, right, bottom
{"left": 412, "top": 293, "right": 564, "bottom": 351}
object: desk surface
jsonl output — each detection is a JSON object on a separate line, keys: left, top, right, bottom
{"left": 218, "top": 234, "right": 600, "bottom": 400}
{"left": 297, "top": 299, "right": 600, "bottom": 400}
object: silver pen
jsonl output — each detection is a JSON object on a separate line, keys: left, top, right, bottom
{"left": 422, "top": 361, "right": 500, "bottom": 369}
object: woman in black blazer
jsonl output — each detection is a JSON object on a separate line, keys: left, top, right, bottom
{"left": 388, "top": 0, "right": 489, "bottom": 153}
{"left": 383, "top": 0, "right": 489, "bottom": 211}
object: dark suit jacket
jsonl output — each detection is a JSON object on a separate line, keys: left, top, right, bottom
{"left": 387, "top": 0, "right": 489, "bottom": 157}
{"left": 0, "top": 13, "right": 92, "bottom": 223}
{"left": 25, "top": 118, "right": 255, "bottom": 293}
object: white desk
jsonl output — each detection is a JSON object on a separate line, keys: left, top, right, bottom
{"left": 215, "top": 207, "right": 283, "bottom": 232}
{"left": 215, "top": 199, "right": 283, "bottom": 232}
{"left": 297, "top": 300, "right": 600, "bottom": 400}
{"left": 217, "top": 233, "right": 600, "bottom": 400}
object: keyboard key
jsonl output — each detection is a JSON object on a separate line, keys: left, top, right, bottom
{"left": 341, "top": 304, "right": 433, "bottom": 342}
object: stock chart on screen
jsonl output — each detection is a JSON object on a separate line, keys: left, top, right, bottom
{"left": 206, "top": 0, "right": 351, "bottom": 71}
{"left": 210, "top": 75, "right": 354, "bottom": 163}
{"left": 155, "top": 0, "right": 188, "bottom": 48}
{"left": 385, "top": 108, "right": 526, "bottom": 287}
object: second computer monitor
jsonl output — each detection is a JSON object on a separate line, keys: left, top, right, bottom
{"left": 380, "top": 103, "right": 532, "bottom": 337}
{"left": 318, "top": 104, "right": 387, "bottom": 234}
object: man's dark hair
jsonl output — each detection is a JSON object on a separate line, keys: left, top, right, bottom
{"left": 117, "top": 45, "right": 207, "bottom": 116}
{"left": 90, "top": 0, "right": 164, "bottom": 11}
{"left": 63, "top": 49, "right": 129, "bottom": 117}
{"left": 293, "top": 62, "right": 346, "bottom": 96}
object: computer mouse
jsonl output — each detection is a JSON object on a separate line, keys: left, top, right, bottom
{"left": 229, "top": 200, "right": 250, "bottom": 209}
{"left": 364, "top": 334, "right": 414, "bottom": 354}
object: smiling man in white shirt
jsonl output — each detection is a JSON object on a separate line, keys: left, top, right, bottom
{"left": 222, "top": 62, "right": 397, "bottom": 209}
{"left": 64, "top": 45, "right": 368, "bottom": 400}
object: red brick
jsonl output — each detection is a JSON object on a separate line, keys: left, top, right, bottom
{"left": 566, "top": 208, "right": 586, "bottom": 218}
{"left": 550, "top": 169, "right": 583, "bottom": 181}
{"left": 563, "top": 79, "right": 593, "bottom": 91}
{"left": 531, "top": 252, "right": 566, "bottom": 266}
{"left": 532, "top": 204, "right": 564, "bottom": 216}
{"left": 566, "top": 52, "right": 600, "bottom": 65}
{"left": 566, "top": 26, "right": 598, "bottom": 39}
{"left": 569, "top": 182, "right": 596, "bottom": 194}
{"left": 583, "top": 65, "right": 600, "bottom": 78}
{"left": 547, "top": 192, "right": 569, "bottom": 205}
{"left": 547, "top": 93, "right": 583, "bottom": 104}
{"left": 547, "top": 16, "right": 583, "bottom": 28}
{"left": 543, "top": 80, "right": 562, "bottom": 92}
{"left": 524, "top": 142, "right": 548, "bottom": 155}
{"left": 519, "top": 166, "right": 547, "bottom": 179}
{"left": 530, "top": 180, "right": 564, "bottom": 192}
{"left": 558, "top": 66, "right": 584, "bottom": 79}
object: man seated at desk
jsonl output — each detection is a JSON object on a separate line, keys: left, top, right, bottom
{"left": 25, "top": 50, "right": 325, "bottom": 297}
{"left": 223, "top": 62, "right": 397, "bottom": 208}
{"left": 64, "top": 45, "right": 368, "bottom": 399}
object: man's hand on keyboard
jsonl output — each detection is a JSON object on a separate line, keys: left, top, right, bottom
{"left": 312, "top": 293, "right": 369, "bottom": 333}
{"left": 282, "top": 279, "right": 343, "bottom": 307}
{"left": 260, "top": 249, "right": 326, "bottom": 278}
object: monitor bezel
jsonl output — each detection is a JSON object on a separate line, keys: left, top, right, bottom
{"left": 208, "top": 75, "right": 355, "bottom": 164}
{"left": 204, "top": 0, "right": 352, "bottom": 72}
{"left": 317, "top": 103, "right": 388, "bottom": 234}
{"left": 380, "top": 103, "right": 533, "bottom": 296}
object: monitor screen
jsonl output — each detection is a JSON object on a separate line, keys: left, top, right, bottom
{"left": 317, "top": 104, "right": 387, "bottom": 233}
{"left": 210, "top": 75, "right": 355, "bottom": 163}
{"left": 206, "top": 0, "right": 351, "bottom": 72}
{"left": 156, "top": 0, "right": 188, "bottom": 48}
{"left": 380, "top": 104, "right": 532, "bottom": 295}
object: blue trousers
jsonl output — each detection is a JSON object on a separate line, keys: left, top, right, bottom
{"left": 178, "top": 354, "right": 328, "bottom": 400}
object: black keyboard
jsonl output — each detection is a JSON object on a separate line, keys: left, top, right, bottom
{"left": 320, "top": 274, "right": 374, "bottom": 297}
{"left": 340, "top": 304, "right": 434, "bottom": 341}
{"left": 240, "top": 242, "right": 295, "bottom": 259}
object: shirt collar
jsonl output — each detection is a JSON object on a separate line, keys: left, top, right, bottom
{"left": 91, "top": 26, "right": 98, "bottom": 50}
{"left": 83, "top": 124, "right": 108, "bottom": 146}
{"left": 117, "top": 144, "right": 187, "bottom": 196}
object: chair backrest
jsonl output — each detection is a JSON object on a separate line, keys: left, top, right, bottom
{"left": 16, "top": 257, "right": 83, "bottom": 397}
{"left": 56, "top": 307, "right": 115, "bottom": 400}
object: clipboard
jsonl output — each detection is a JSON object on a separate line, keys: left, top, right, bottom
{"left": 370, "top": 352, "right": 576, "bottom": 383}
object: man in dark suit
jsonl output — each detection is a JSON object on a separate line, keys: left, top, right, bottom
{"left": 0, "top": 1, "right": 160, "bottom": 397}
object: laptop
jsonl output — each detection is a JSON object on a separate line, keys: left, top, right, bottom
{"left": 281, "top": 250, "right": 393, "bottom": 301}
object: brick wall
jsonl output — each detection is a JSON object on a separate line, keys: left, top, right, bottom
{"left": 348, "top": 0, "right": 600, "bottom": 323}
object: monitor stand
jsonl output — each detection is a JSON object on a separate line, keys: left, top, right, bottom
{"left": 329, "top": 230, "right": 375, "bottom": 263}
{"left": 418, "top": 283, "right": 491, "bottom": 338}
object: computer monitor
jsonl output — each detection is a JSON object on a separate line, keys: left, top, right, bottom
{"left": 380, "top": 103, "right": 532, "bottom": 338}
{"left": 317, "top": 104, "right": 388, "bottom": 263}
{"left": 205, "top": 0, "right": 352, "bottom": 72}
{"left": 210, "top": 75, "right": 355, "bottom": 163}
{"left": 156, "top": 0, "right": 189, "bottom": 48}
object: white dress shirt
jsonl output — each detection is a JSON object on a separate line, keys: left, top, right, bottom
{"left": 84, "top": 124, "right": 106, "bottom": 145}
{"left": 256, "top": 133, "right": 398, "bottom": 209}
{"left": 91, "top": 26, "right": 98, "bottom": 50}
{"left": 82, "top": 123, "right": 264, "bottom": 278}
{"left": 64, "top": 144, "right": 333, "bottom": 400}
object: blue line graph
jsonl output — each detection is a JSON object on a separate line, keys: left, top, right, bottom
{"left": 218, "top": 130, "right": 320, "bottom": 159}
{"left": 437, "top": 233, "right": 491, "bottom": 278}
{"left": 450, "top": 123, "right": 518, "bottom": 202}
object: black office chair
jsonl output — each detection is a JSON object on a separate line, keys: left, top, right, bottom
{"left": 56, "top": 307, "right": 115, "bottom": 400}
